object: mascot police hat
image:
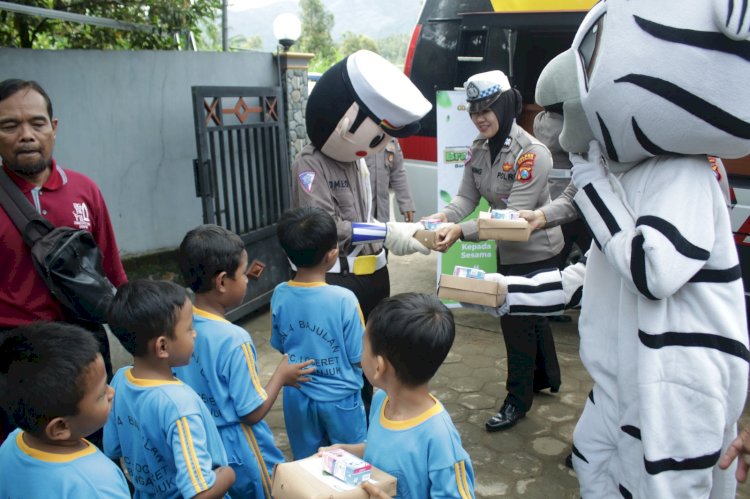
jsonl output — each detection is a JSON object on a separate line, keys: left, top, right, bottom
{"left": 306, "top": 50, "right": 431, "bottom": 163}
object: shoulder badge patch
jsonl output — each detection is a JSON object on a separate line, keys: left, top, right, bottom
{"left": 516, "top": 166, "right": 533, "bottom": 182}
{"left": 516, "top": 153, "right": 536, "bottom": 182}
{"left": 298, "top": 171, "right": 315, "bottom": 193}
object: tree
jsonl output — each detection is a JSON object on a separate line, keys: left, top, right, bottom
{"left": 377, "top": 33, "right": 410, "bottom": 69}
{"left": 0, "top": 0, "right": 221, "bottom": 50}
{"left": 229, "top": 34, "right": 262, "bottom": 51}
{"left": 338, "top": 31, "right": 378, "bottom": 59}
{"left": 296, "top": 0, "right": 337, "bottom": 73}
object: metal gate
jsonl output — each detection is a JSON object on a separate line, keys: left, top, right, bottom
{"left": 191, "top": 86, "right": 291, "bottom": 320}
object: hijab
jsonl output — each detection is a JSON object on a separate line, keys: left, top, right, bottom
{"left": 487, "top": 88, "right": 523, "bottom": 163}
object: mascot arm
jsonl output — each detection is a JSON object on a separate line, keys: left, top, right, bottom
{"left": 461, "top": 262, "right": 584, "bottom": 316}
{"left": 351, "top": 222, "right": 430, "bottom": 256}
{"left": 574, "top": 159, "right": 715, "bottom": 300}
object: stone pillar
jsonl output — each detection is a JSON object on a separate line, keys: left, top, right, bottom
{"left": 278, "top": 51, "right": 314, "bottom": 166}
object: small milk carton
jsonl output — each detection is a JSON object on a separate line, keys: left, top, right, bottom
{"left": 453, "top": 266, "right": 486, "bottom": 279}
{"left": 320, "top": 449, "right": 372, "bottom": 486}
{"left": 421, "top": 218, "right": 444, "bottom": 230}
{"left": 490, "top": 209, "right": 519, "bottom": 220}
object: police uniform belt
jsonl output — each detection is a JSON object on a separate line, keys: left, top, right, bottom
{"left": 330, "top": 249, "right": 387, "bottom": 275}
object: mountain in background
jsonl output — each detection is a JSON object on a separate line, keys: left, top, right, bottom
{"left": 227, "top": 0, "right": 422, "bottom": 52}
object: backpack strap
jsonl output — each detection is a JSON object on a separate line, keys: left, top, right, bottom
{"left": 0, "top": 168, "right": 54, "bottom": 245}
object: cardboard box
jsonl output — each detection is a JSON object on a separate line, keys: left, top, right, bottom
{"left": 477, "top": 211, "right": 531, "bottom": 242}
{"left": 413, "top": 229, "right": 438, "bottom": 250}
{"left": 272, "top": 456, "right": 397, "bottom": 499}
{"left": 437, "top": 274, "right": 506, "bottom": 307}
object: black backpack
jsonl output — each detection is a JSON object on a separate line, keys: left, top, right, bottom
{"left": 0, "top": 168, "right": 116, "bottom": 324}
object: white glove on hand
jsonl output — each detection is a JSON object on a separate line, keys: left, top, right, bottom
{"left": 459, "top": 272, "right": 508, "bottom": 316}
{"left": 385, "top": 222, "right": 430, "bottom": 256}
{"left": 571, "top": 140, "right": 608, "bottom": 189}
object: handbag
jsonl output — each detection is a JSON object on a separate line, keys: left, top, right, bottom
{"left": 0, "top": 168, "right": 116, "bottom": 324}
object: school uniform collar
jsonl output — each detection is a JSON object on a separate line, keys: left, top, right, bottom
{"left": 193, "top": 306, "right": 230, "bottom": 323}
{"left": 378, "top": 394, "right": 444, "bottom": 431}
{"left": 15, "top": 430, "right": 96, "bottom": 463}
{"left": 2, "top": 158, "right": 67, "bottom": 194}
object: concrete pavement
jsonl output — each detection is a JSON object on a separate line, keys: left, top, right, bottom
{"left": 109, "top": 251, "right": 750, "bottom": 498}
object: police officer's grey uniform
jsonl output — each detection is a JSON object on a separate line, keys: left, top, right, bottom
{"left": 365, "top": 138, "right": 415, "bottom": 221}
{"left": 442, "top": 121, "right": 564, "bottom": 416}
{"left": 443, "top": 122, "right": 564, "bottom": 263}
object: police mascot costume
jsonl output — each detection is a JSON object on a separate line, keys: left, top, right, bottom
{"left": 290, "top": 49, "right": 431, "bottom": 319}
{"left": 469, "top": 1, "right": 750, "bottom": 496}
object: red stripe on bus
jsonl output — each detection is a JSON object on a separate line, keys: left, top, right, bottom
{"left": 403, "top": 24, "right": 422, "bottom": 78}
{"left": 400, "top": 135, "right": 437, "bottom": 162}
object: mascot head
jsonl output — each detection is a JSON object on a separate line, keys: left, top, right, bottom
{"left": 306, "top": 50, "right": 431, "bottom": 163}
{"left": 536, "top": 0, "right": 750, "bottom": 164}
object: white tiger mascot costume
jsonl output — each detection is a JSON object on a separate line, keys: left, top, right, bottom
{"left": 478, "top": 0, "right": 750, "bottom": 496}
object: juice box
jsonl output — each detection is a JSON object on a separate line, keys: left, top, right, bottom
{"left": 320, "top": 449, "right": 372, "bottom": 486}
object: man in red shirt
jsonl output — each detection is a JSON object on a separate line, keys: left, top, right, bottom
{"left": 0, "top": 79, "right": 128, "bottom": 436}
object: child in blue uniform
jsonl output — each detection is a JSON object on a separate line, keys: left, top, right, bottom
{"left": 0, "top": 322, "right": 130, "bottom": 499}
{"left": 104, "top": 280, "right": 235, "bottom": 499}
{"left": 324, "top": 293, "right": 475, "bottom": 499}
{"left": 174, "top": 224, "right": 316, "bottom": 498}
{"left": 272, "top": 207, "right": 367, "bottom": 459}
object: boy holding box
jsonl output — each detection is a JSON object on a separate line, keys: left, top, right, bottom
{"left": 272, "top": 206, "right": 368, "bottom": 459}
{"left": 325, "top": 292, "right": 475, "bottom": 498}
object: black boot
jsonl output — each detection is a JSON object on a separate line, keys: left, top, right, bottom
{"left": 485, "top": 403, "right": 526, "bottom": 432}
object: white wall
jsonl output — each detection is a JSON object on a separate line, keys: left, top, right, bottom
{"left": 0, "top": 48, "right": 276, "bottom": 256}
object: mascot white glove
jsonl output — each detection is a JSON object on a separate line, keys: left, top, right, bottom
{"left": 385, "top": 222, "right": 430, "bottom": 256}
{"left": 459, "top": 273, "right": 508, "bottom": 316}
{"left": 571, "top": 140, "right": 608, "bottom": 189}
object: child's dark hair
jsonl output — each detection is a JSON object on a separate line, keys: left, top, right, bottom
{"left": 179, "top": 224, "right": 245, "bottom": 293}
{"left": 108, "top": 279, "right": 188, "bottom": 357}
{"left": 0, "top": 322, "right": 100, "bottom": 434}
{"left": 277, "top": 207, "right": 337, "bottom": 268}
{"left": 367, "top": 292, "right": 455, "bottom": 386}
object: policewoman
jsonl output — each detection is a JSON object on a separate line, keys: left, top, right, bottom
{"left": 290, "top": 50, "right": 431, "bottom": 411}
{"left": 430, "top": 70, "right": 564, "bottom": 431}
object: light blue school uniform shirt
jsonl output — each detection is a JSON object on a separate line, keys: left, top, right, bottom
{"left": 270, "top": 281, "right": 365, "bottom": 400}
{"left": 0, "top": 428, "right": 130, "bottom": 499}
{"left": 172, "top": 307, "right": 284, "bottom": 499}
{"left": 103, "top": 367, "right": 229, "bottom": 499}
{"left": 271, "top": 281, "right": 367, "bottom": 458}
{"left": 364, "top": 390, "right": 475, "bottom": 499}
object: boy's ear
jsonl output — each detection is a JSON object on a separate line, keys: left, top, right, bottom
{"left": 214, "top": 271, "right": 229, "bottom": 293}
{"left": 372, "top": 354, "right": 388, "bottom": 382}
{"left": 45, "top": 417, "right": 72, "bottom": 442}
{"left": 324, "top": 247, "right": 339, "bottom": 264}
{"left": 153, "top": 336, "right": 169, "bottom": 359}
